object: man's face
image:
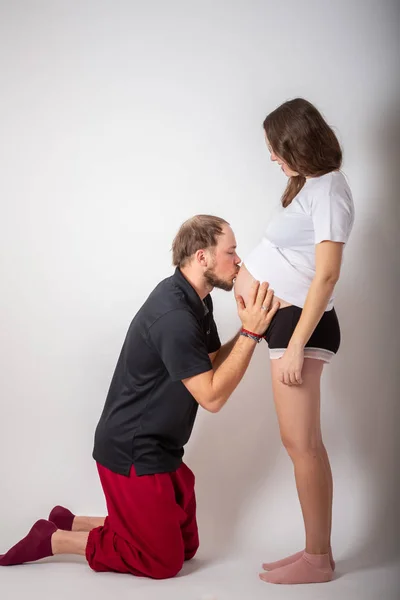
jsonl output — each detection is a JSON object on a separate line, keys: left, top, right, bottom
{"left": 204, "top": 225, "right": 241, "bottom": 291}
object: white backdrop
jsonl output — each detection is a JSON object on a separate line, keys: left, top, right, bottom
{"left": 0, "top": 0, "right": 399, "bottom": 575}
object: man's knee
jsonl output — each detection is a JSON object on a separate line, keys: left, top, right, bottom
{"left": 151, "top": 553, "right": 185, "bottom": 579}
{"left": 184, "top": 542, "right": 199, "bottom": 562}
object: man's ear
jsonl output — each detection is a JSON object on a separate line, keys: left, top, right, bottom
{"left": 195, "top": 249, "right": 208, "bottom": 267}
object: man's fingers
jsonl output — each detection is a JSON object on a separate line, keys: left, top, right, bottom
{"left": 255, "top": 281, "right": 270, "bottom": 307}
{"left": 264, "top": 302, "right": 279, "bottom": 327}
{"left": 235, "top": 295, "right": 245, "bottom": 311}
{"left": 263, "top": 288, "right": 274, "bottom": 310}
{"left": 246, "top": 280, "right": 260, "bottom": 307}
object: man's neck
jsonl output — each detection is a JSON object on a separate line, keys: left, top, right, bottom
{"left": 179, "top": 267, "right": 212, "bottom": 300}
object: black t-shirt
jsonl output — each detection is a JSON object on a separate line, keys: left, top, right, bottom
{"left": 92, "top": 268, "right": 221, "bottom": 476}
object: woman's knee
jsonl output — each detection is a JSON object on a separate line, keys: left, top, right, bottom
{"left": 280, "top": 433, "right": 323, "bottom": 460}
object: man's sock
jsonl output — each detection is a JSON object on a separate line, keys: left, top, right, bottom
{"left": 262, "top": 547, "right": 335, "bottom": 571}
{"left": 259, "top": 551, "right": 333, "bottom": 585}
{"left": 48, "top": 506, "right": 75, "bottom": 531}
{"left": 0, "top": 520, "right": 57, "bottom": 566}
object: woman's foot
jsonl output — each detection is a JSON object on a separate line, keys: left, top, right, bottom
{"left": 0, "top": 520, "right": 57, "bottom": 566}
{"left": 262, "top": 547, "right": 335, "bottom": 571}
{"left": 259, "top": 552, "right": 333, "bottom": 585}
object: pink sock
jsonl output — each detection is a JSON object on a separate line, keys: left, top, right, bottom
{"left": 0, "top": 520, "right": 57, "bottom": 566}
{"left": 48, "top": 506, "right": 75, "bottom": 531}
{"left": 262, "top": 547, "right": 335, "bottom": 571}
{"left": 259, "top": 551, "right": 333, "bottom": 585}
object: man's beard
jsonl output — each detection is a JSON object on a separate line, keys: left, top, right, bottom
{"left": 204, "top": 267, "right": 234, "bottom": 291}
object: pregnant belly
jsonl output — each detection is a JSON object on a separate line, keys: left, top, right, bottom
{"left": 234, "top": 264, "right": 292, "bottom": 309}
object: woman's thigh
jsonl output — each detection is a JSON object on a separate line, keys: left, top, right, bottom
{"left": 270, "top": 358, "right": 324, "bottom": 450}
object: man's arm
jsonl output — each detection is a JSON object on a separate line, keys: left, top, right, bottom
{"left": 183, "top": 282, "right": 279, "bottom": 413}
{"left": 185, "top": 334, "right": 259, "bottom": 413}
{"left": 209, "top": 332, "right": 240, "bottom": 368}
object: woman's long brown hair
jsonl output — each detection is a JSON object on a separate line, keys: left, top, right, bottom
{"left": 263, "top": 98, "right": 342, "bottom": 207}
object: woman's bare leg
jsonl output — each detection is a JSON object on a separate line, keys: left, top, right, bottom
{"left": 259, "top": 358, "right": 333, "bottom": 584}
{"left": 271, "top": 357, "right": 331, "bottom": 553}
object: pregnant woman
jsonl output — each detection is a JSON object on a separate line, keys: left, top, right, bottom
{"left": 234, "top": 98, "right": 354, "bottom": 585}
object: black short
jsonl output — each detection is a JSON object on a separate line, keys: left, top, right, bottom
{"left": 265, "top": 306, "right": 341, "bottom": 363}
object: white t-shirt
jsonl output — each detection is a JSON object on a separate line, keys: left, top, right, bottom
{"left": 244, "top": 171, "right": 354, "bottom": 310}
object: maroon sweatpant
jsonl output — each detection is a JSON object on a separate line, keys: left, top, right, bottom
{"left": 85, "top": 462, "right": 199, "bottom": 579}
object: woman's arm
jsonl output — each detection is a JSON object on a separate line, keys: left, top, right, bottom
{"left": 278, "top": 241, "right": 344, "bottom": 385}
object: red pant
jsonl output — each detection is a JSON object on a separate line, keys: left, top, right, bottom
{"left": 86, "top": 462, "right": 199, "bottom": 579}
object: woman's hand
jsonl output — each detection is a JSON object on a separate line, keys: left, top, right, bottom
{"left": 277, "top": 344, "right": 305, "bottom": 385}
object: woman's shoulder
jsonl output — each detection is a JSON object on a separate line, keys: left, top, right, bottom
{"left": 301, "top": 171, "right": 353, "bottom": 204}
{"left": 304, "top": 170, "right": 347, "bottom": 189}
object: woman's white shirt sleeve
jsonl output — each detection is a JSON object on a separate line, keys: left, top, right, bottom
{"left": 311, "top": 188, "right": 354, "bottom": 245}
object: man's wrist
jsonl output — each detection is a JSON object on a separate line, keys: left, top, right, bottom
{"left": 240, "top": 328, "right": 263, "bottom": 344}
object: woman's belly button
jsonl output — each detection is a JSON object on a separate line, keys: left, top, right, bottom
{"left": 234, "top": 264, "right": 292, "bottom": 309}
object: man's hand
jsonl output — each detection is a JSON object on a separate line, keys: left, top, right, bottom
{"left": 236, "top": 281, "right": 280, "bottom": 335}
{"left": 182, "top": 282, "right": 279, "bottom": 413}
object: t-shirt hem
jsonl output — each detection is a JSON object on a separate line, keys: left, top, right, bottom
{"left": 92, "top": 453, "right": 132, "bottom": 476}
{"left": 92, "top": 453, "right": 183, "bottom": 477}
{"left": 270, "top": 290, "right": 335, "bottom": 311}
{"left": 315, "top": 235, "right": 349, "bottom": 244}
{"left": 244, "top": 260, "right": 334, "bottom": 311}
{"left": 133, "top": 461, "right": 183, "bottom": 476}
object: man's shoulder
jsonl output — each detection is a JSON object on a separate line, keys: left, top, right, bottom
{"left": 148, "top": 274, "right": 188, "bottom": 309}
{"left": 123, "top": 276, "right": 195, "bottom": 356}
{"left": 137, "top": 274, "right": 190, "bottom": 326}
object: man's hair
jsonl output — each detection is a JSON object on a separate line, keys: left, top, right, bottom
{"left": 172, "top": 215, "right": 229, "bottom": 268}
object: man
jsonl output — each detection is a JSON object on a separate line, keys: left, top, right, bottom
{"left": 0, "top": 215, "right": 278, "bottom": 577}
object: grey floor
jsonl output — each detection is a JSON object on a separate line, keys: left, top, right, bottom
{"left": 0, "top": 551, "right": 399, "bottom": 600}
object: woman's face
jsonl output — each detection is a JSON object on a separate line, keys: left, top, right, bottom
{"left": 265, "top": 135, "right": 299, "bottom": 177}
